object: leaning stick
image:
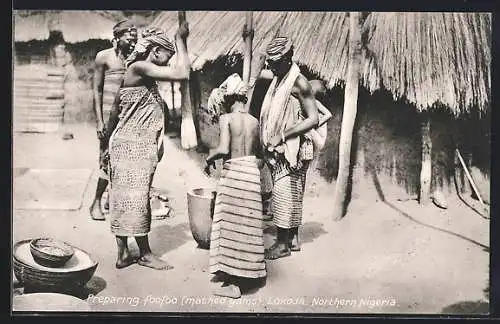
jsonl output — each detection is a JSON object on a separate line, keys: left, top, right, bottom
{"left": 456, "top": 148, "right": 486, "bottom": 208}
{"left": 178, "top": 11, "right": 198, "bottom": 149}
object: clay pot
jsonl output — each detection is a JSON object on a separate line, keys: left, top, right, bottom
{"left": 187, "top": 188, "right": 216, "bottom": 249}
{"left": 13, "top": 240, "right": 98, "bottom": 292}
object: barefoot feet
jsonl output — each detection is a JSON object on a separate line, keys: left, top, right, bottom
{"left": 138, "top": 253, "right": 174, "bottom": 270}
{"left": 288, "top": 236, "right": 301, "bottom": 252}
{"left": 265, "top": 243, "right": 291, "bottom": 260}
{"left": 116, "top": 251, "right": 137, "bottom": 269}
{"left": 90, "top": 200, "right": 105, "bottom": 221}
{"left": 212, "top": 283, "right": 241, "bottom": 299}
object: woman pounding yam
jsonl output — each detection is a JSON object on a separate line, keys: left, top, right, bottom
{"left": 104, "top": 24, "right": 190, "bottom": 270}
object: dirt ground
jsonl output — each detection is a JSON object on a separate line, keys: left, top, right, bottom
{"left": 12, "top": 123, "right": 490, "bottom": 314}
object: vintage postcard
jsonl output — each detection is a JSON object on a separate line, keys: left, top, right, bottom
{"left": 11, "top": 9, "right": 491, "bottom": 316}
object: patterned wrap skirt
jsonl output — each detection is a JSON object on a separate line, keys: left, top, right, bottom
{"left": 108, "top": 85, "right": 164, "bottom": 236}
{"left": 209, "top": 156, "right": 266, "bottom": 279}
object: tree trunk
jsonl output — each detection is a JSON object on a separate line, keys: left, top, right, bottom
{"left": 419, "top": 116, "right": 432, "bottom": 205}
{"left": 332, "top": 12, "right": 362, "bottom": 221}
{"left": 242, "top": 12, "right": 254, "bottom": 84}
{"left": 178, "top": 11, "right": 198, "bottom": 149}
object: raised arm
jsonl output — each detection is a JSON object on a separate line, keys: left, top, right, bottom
{"left": 283, "top": 75, "right": 319, "bottom": 140}
{"left": 93, "top": 51, "right": 107, "bottom": 137}
{"left": 132, "top": 25, "right": 191, "bottom": 81}
{"left": 131, "top": 61, "right": 189, "bottom": 81}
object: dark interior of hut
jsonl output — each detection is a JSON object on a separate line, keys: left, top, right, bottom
{"left": 13, "top": 44, "right": 490, "bottom": 200}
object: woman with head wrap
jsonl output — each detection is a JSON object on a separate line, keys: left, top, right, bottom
{"left": 104, "top": 23, "right": 190, "bottom": 270}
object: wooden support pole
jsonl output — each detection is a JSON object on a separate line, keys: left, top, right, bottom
{"left": 332, "top": 12, "right": 362, "bottom": 221}
{"left": 242, "top": 12, "right": 254, "bottom": 84}
{"left": 419, "top": 116, "right": 432, "bottom": 205}
{"left": 178, "top": 11, "right": 198, "bottom": 149}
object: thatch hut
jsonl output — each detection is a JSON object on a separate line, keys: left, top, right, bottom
{"left": 150, "top": 11, "right": 350, "bottom": 145}
{"left": 151, "top": 11, "right": 490, "bottom": 206}
{"left": 13, "top": 11, "right": 159, "bottom": 126}
{"left": 362, "top": 12, "right": 491, "bottom": 116}
{"left": 13, "top": 10, "right": 122, "bottom": 125}
{"left": 360, "top": 12, "right": 491, "bottom": 206}
{"left": 14, "top": 10, "right": 118, "bottom": 44}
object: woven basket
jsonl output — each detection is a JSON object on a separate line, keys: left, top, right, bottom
{"left": 13, "top": 240, "right": 98, "bottom": 292}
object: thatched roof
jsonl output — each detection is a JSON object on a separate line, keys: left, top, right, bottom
{"left": 150, "top": 11, "right": 350, "bottom": 79}
{"left": 151, "top": 11, "right": 491, "bottom": 115}
{"left": 13, "top": 10, "right": 119, "bottom": 43}
{"left": 362, "top": 12, "right": 491, "bottom": 115}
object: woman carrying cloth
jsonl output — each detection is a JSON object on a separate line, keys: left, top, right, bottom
{"left": 105, "top": 24, "right": 190, "bottom": 270}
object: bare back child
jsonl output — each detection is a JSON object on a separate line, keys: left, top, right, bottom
{"left": 205, "top": 74, "right": 266, "bottom": 299}
{"left": 206, "top": 74, "right": 260, "bottom": 164}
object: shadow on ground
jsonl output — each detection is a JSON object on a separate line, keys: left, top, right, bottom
{"left": 21, "top": 275, "right": 107, "bottom": 300}
{"left": 147, "top": 223, "right": 191, "bottom": 256}
{"left": 369, "top": 167, "right": 489, "bottom": 252}
{"left": 453, "top": 173, "right": 490, "bottom": 220}
{"left": 13, "top": 167, "right": 30, "bottom": 178}
{"left": 264, "top": 221, "right": 327, "bottom": 245}
{"left": 441, "top": 300, "right": 489, "bottom": 314}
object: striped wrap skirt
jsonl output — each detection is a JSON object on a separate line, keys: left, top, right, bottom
{"left": 271, "top": 159, "right": 310, "bottom": 229}
{"left": 209, "top": 156, "right": 266, "bottom": 279}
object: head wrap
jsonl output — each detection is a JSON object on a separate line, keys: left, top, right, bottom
{"left": 266, "top": 36, "right": 293, "bottom": 61}
{"left": 220, "top": 73, "right": 248, "bottom": 96}
{"left": 113, "top": 20, "right": 137, "bottom": 39}
{"left": 141, "top": 27, "right": 176, "bottom": 53}
{"left": 206, "top": 74, "right": 248, "bottom": 116}
{"left": 125, "top": 27, "right": 176, "bottom": 68}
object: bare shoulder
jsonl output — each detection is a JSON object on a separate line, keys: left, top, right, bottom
{"left": 291, "top": 74, "right": 313, "bottom": 99}
{"left": 292, "top": 74, "right": 313, "bottom": 96}
{"left": 95, "top": 48, "right": 114, "bottom": 65}
{"left": 246, "top": 113, "right": 259, "bottom": 125}
{"left": 219, "top": 113, "right": 230, "bottom": 124}
{"left": 129, "top": 60, "right": 156, "bottom": 73}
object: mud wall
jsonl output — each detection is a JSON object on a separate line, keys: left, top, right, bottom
{"left": 14, "top": 39, "right": 112, "bottom": 125}
{"left": 13, "top": 46, "right": 490, "bottom": 201}
{"left": 195, "top": 59, "right": 491, "bottom": 202}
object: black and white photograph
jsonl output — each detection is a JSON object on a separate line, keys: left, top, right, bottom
{"left": 11, "top": 10, "right": 491, "bottom": 315}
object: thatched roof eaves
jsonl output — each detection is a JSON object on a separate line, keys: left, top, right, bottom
{"left": 362, "top": 12, "right": 491, "bottom": 115}
{"left": 150, "top": 11, "right": 349, "bottom": 86}
{"left": 14, "top": 10, "right": 119, "bottom": 43}
{"left": 151, "top": 11, "right": 490, "bottom": 114}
